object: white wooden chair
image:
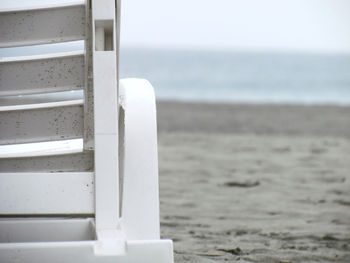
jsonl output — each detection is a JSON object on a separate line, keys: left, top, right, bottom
{"left": 0, "top": 1, "right": 173, "bottom": 262}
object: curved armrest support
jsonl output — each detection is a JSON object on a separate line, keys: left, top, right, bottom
{"left": 119, "top": 78, "right": 160, "bottom": 240}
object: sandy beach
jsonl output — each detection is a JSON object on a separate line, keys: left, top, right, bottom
{"left": 156, "top": 101, "right": 350, "bottom": 263}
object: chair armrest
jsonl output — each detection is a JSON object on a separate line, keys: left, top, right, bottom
{"left": 119, "top": 78, "right": 160, "bottom": 240}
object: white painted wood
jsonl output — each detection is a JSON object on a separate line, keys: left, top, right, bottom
{"left": 0, "top": 91, "right": 83, "bottom": 106}
{"left": 0, "top": 51, "right": 84, "bottom": 97}
{"left": 115, "top": 0, "right": 121, "bottom": 87}
{"left": 0, "top": 218, "right": 95, "bottom": 242}
{"left": 0, "top": 99, "right": 83, "bottom": 111}
{"left": 0, "top": 238, "right": 173, "bottom": 263}
{"left": 119, "top": 79, "right": 160, "bottom": 240}
{"left": 0, "top": 139, "right": 83, "bottom": 158}
{"left": 93, "top": 0, "right": 116, "bottom": 20}
{"left": 0, "top": 100, "right": 83, "bottom": 145}
{"left": 95, "top": 27, "right": 105, "bottom": 51}
{"left": 84, "top": 79, "right": 95, "bottom": 149}
{"left": 0, "top": 151, "right": 93, "bottom": 173}
{"left": 0, "top": 172, "right": 94, "bottom": 215}
{"left": 92, "top": 53, "right": 118, "bottom": 135}
{"left": 0, "top": 0, "right": 174, "bottom": 261}
{"left": 83, "top": 0, "right": 95, "bottom": 150}
{"left": 0, "top": 2, "right": 86, "bottom": 48}
{"left": 92, "top": 0, "right": 119, "bottom": 232}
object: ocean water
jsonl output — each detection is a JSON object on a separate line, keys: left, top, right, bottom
{"left": 1, "top": 45, "right": 350, "bottom": 105}
{"left": 120, "top": 48, "right": 350, "bottom": 105}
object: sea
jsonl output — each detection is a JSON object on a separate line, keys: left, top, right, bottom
{"left": 1, "top": 43, "right": 350, "bottom": 105}
{"left": 120, "top": 48, "right": 350, "bottom": 105}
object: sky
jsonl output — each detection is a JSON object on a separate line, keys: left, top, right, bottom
{"left": 121, "top": 0, "right": 350, "bottom": 53}
{"left": 1, "top": 0, "right": 350, "bottom": 53}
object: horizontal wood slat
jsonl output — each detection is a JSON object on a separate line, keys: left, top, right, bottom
{"left": 0, "top": 172, "right": 94, "bottom": 215}
{"left": 0, "top": 218, "right": 95, "bottom": 243}
{"left": 0, "top": 151, "right": 93, "bottom": 173}
{"left": 0, "top": 100, "right": 83, "bottom": 145}
{"left": 0, "top": 138, "right": 83, "bottom": 158}
{"left": 0, "top": 91, "right": 83, "bottom": 106}
{"left": 0, "top": 2, "right": 86, "bottom": 48}
{"left": 0, "top": 51, "right": 84, "bottom": 97}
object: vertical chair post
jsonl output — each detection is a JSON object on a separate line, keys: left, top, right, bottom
{"left": 83, "top": 0, "right": 95, "bottom": 150}
{"left": 91, "top": 0, "right": 120, "bottom": 235}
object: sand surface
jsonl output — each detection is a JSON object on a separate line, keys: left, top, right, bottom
{"left": 156, "top": 102, "right": 350, "bottom": 263}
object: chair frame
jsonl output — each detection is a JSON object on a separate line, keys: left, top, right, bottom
{"left": 0, "top": 0, "right": 173, "bottom": 262}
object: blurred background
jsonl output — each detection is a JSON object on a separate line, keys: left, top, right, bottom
{"left": 120, "top": 0, "right": 350, "bottom": 104}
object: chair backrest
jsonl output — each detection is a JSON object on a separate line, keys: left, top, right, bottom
{"left": 0, "top": 0, "right": 121, "bottom": 233}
